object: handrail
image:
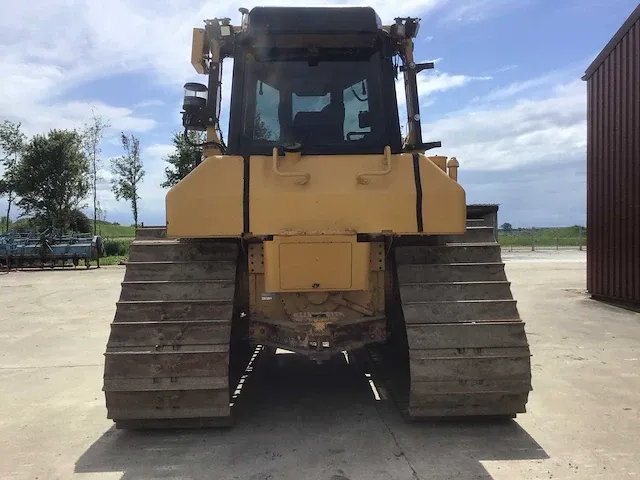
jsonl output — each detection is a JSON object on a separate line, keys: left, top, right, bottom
{"left": 272, "top": 147, "right": 310, "bottom": 185}
{"left": 356, "top": 146, "right": 392, "bottom": 184}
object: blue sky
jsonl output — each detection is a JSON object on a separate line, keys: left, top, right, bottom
{"left": 0, "top": 0, "right": 638, "bottom": 228}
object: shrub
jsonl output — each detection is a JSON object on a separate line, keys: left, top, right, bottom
{"left": 10, "top": 217, "right": 37, "bottom": 232}
{"left": 103, "top": 239, "right": 131, "bottom": 257}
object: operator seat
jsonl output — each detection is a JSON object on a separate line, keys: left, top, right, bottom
{"left": 292, "top": 95, "right": 345, "bottom": 145}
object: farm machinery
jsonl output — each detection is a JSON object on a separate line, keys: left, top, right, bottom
{"left": 102, "top": 6, "right": 532, "bottom": 428}
{"left": 0, "top": 230, "right": 103, "bottom": 269}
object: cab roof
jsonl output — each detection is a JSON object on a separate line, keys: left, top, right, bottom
{"left": 247, "top": 6, "right": 383, "bottom": 35}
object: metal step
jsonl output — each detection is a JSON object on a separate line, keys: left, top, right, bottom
{"left": 105, "top": 389, "right": 231, "bottom": 420}
{"left": 466, "top": 218, "right": 492, "bottom": 228}
{"left": 408, "top": 393, "right": 529, "bottom": 417}
{"left": 395, "top": 244, "right": 502, "bottom": 264}
{"left": 399, "top": 281, "right": 513, "bottom": 302}
{"left": 410, "top": 379, "right": 532, "bottom": 395}
{"left": 409, "top": 349, "right": 531, "bottom": 381}
{"left": 115, "top": 300, "right": 233, "bottom": 322}
{"left": 123, "top": 261, "right": 236, "bottom": 281}
{"left": 135, "top": 226, "right": 167, "bottom": 240}
{"left": 103, "top": 346, "right": 229, "bottom": 390}
{"left": 119, "top": 280, "right": 235, "bottom": 302}
{"left": 397, "top": 263, "right": 507, "bottom": 283}
{"left": 405, "top": 321, "right": 529, "bottom": 349}
{"left": 447, "top": 226, "right": 496, "bottom": 244}
{"left": 401, "top": 299, "right": 520, "bottom": 323}
{"left": 107, "top": 320, "right": 231, "bottom": 348}
{"left": 466, "top": 218, "right": 487, "bottom": 227}
{"left": 128, "top": 240, "right": 238, "bottom": 262}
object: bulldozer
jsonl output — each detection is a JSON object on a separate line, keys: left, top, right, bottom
{"left": 102, "top": 6, "right": 532, "bottom": 429}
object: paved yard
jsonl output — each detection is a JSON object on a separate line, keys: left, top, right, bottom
{"left": 1, "top": 250, "right": 638, "bottom": 479}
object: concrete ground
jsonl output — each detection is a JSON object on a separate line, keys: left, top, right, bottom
{"left": 0, "top": 249, "right": 638, "bottom": 480}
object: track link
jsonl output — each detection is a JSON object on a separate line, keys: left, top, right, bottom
{"left": 102, "top": 228, "right": 249, "bottom": 429}
{"left": 378, "top": 208, "right": 532, "bottom": 419}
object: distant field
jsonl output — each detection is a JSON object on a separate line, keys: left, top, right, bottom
{"left": 498, "top": 226, "right": 586, "bottom": 248}
{"left": 95, "top": 221, "right": 135, "bottom": 238}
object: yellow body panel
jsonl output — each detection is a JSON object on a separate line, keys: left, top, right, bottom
{"left": 165, "top": 155, "right": 244, "bottom": 237}
{"left": 249, "top": 242, "right": 385, "bottom": 322}
{"left": 264, "top": 235, "right": 369, "bottom": 293}
{"left": 165, "top": 151, "right": 466, "bottom": 238}
{"left": 249, "top": 152, "right": 466, "bottom": 235}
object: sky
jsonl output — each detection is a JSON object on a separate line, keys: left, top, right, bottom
{"left": 0, "top": 0, "right": 638, "bottom": 228}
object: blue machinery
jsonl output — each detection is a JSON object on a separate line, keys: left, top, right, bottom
{"left": 0, "top": 230, "right": 104, "bottom": 270}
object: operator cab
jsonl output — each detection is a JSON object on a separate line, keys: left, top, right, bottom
{"left": 225, "top": 6, "right": 403, "bottom": 155}
{"left": 182, "top": 6, "right": 437, "bottom": 156}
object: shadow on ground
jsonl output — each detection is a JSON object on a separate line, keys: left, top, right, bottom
{"left": 75, "top": 350, "right": 547, "bottom": 480}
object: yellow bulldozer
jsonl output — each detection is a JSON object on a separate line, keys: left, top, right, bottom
{"left": 102, "top": 6, "right": 532, "bottom": 429}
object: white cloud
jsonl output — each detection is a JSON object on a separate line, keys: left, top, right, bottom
{"left": 472, "top": 58, "right": 592, "bottom": 106}
{"left": 474, "top": 72, "right": 562, "bottom": 104}
{"left": 134, "top": 100, "right": 165, "bottom": 109}
{"left": 439, "top": 0, "right": 531, "bottom": 24}
{"left": 396, "top": 71, "right": 492, "bottom": 107}
{"left": 0, "top": 57, "right": 157, "bottom": 137}
{"left": 144, "top": 144, "right": 175, "bottom": 160}
{"left": 494, "top": 64, "right": 518, "bottom": 74}
{"left": 425, "top": 79, "right": 587, "bottom": 171}
{"left": 421, "top": 72, "right": 492, "bottom": 97}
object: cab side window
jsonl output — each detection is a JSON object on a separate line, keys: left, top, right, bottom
{"left": 343, "top": 80, "right": 371, "bottom": 141}
{"left": 254, "top": 82, "right": 280, "bottom": 141}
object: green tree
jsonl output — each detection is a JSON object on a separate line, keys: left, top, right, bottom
{"left": 81, "top": 108, "right": 111, "bottom": 235}
{"left": 160, "top": 131, "right": 204, "bottom": 188}
{"left": 68, "top": 209, "right": 92, "bottom": 233}
{"left": 500, "top": 222, "right": 513, "bottom": 232}
{"left": 111, "top": 133, "right": 144, "bottom": 228}
{"left": 96, "top": 199, "right": 107, "bottom": 222}
{"left": 254, "top": 110, "right": 271, "bottom": 140}
{"left": 14, "top": 129, "right": 90, "bottom": 230}
{"left": 0, "top": 120, "right": 27, "bottom": 232}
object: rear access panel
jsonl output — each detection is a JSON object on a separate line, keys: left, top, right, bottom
{"left": 279, "top": 242, "right": 351, "bottom": 290}
{"left": 264, "top": 235, "right": 369, "bottom": 293}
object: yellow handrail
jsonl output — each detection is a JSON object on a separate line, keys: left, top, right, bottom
{"left": 272, "top": 147, "right": 310, "bottom": 185}
{"left": 356, "top": 146, "right": 392, "bottom": 185}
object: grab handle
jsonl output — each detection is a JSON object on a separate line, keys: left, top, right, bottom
{"left": 356, "top": 146, "right": 392, "bottom": 185}
{"left": 272, "top": 147, "right": 310, "bottom": 185}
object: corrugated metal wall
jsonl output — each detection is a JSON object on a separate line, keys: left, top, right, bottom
{"left": 586, "top": 15, "right": 640, "bottom": 306}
